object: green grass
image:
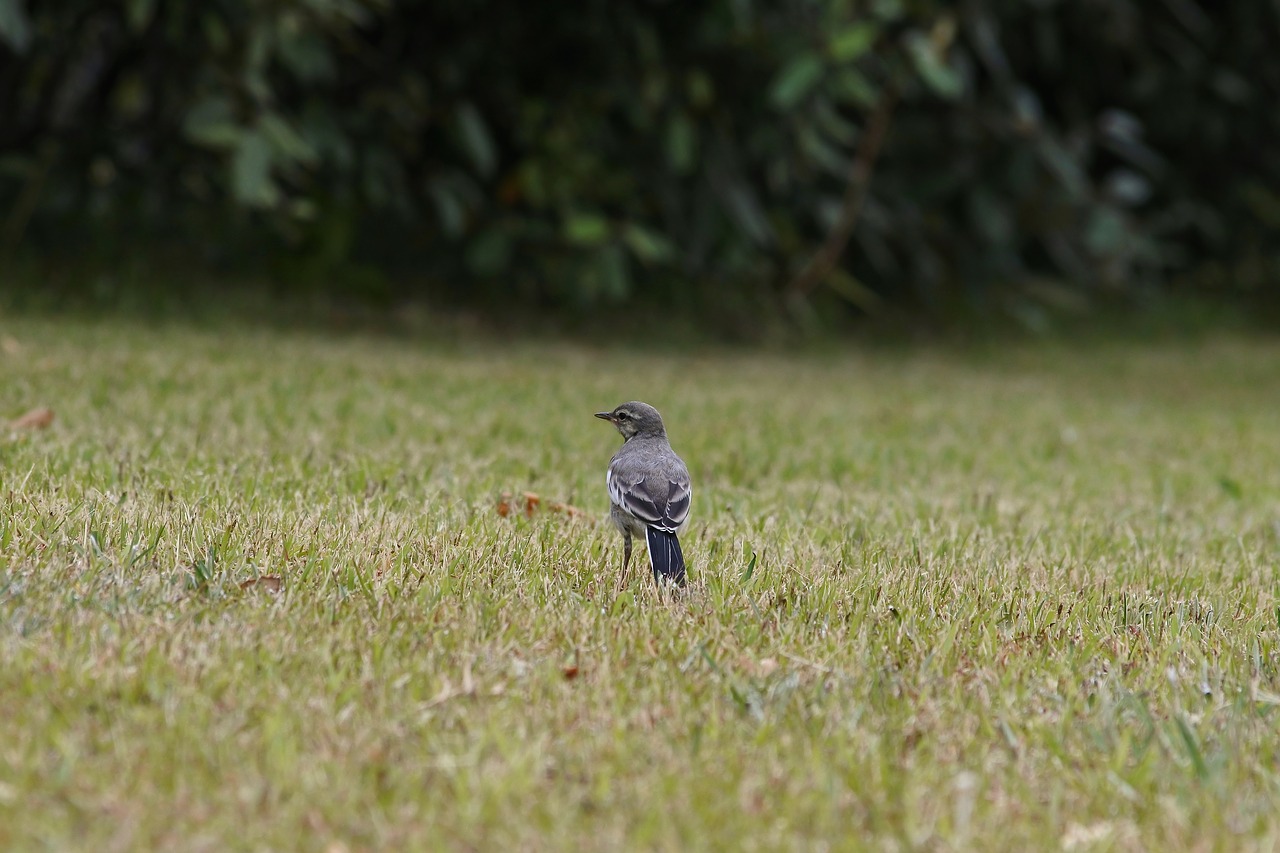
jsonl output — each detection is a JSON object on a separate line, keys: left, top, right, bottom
{"left": 2, "top": 316, "right": 1279, "bottom": 851}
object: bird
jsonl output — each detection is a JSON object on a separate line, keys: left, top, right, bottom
{"left": 594, "top": 401, "right": 692, "bottom": 588}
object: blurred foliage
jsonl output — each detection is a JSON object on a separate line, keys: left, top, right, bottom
{"left": 1, "top": 0, "right": 1278, "bottom": 328}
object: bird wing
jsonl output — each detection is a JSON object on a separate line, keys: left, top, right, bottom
{"left": 607, "top": 457, "right": 691, "bottom": 533}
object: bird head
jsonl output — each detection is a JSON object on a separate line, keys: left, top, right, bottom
{"left": 594, "top": 401, "right": 666, "bottom": 440}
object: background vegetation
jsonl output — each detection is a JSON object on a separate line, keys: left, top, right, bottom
{"left": 3, "top": 0, "right": 1278, "bottom": 331}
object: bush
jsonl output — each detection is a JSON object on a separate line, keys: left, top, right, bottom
{"left": 2, "top": 0, "right": 1277, "bottom": 326}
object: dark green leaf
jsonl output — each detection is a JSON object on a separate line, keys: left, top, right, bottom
{"left": 126, "top": 0, "right": 157, "bottom": 33}
{"left": 873, "top": 0, "right": 904, "bottom": 19}
{"left": 260, "top": 113, "right": 318, "bottom": 166}
{"left": 244, "top": 27, "right": 273, "bottom": 101}
{"left": 276, "top": 31, "right": 336, "bottom": 83}
{"left": 564, "top": 213, "right": 610, "bottom": 246}
{"left": 826, "top": 269, "right": 883, "bottom": 311}
{"left": 905, "top": 32, "right": 963, "bottom": 100}
{"left": 722, "top": 182, "right": 774, "bottom": 246}
{"left": 596, "top": 245, "right": 631, "bottom": 300}
{"left": 800, "top": 125, "right": 848, "bottom": 176}
{"left": 1084, "top": 208, "right": 1128, "bottom": 256}
{"left": 456, "top": 102, "right": 497, "bottom": 178}
{"left": 1036, "top": 137, "right": 1088, "bottom": 199}
{"left": 686, "top": 69, "right": 715, "bottom": 108}
{"left": 1104, "top": 170, "right": 1152, "bottom": 207}
{"left": 183, "top": 98, "right": 241, "bottom": 150}
{"left": 518, "top": 160, "right": 548, "bottom": 208}
{"left": 232, "top": 130, "right": 280, "bottom": 208}
{"left": 831, "top": 68, "right": 878, "bottom": 108}
{"left": 814, "top": 100, "right": 859, "bottom": 145}
{"left": 428, "top": 180, "right": 466, "bottom": 238}
{"left": 829, "top": 23, "right": 877, "bottom": 63}
{"left": 770, "top": 55, "right": 824, "bottom": 109}
{"left": 622, "top": 223, "right": 675, "bottom": 264}
{"left": 202, "top": 13, "right": 231, "bottom": 53}
{"left": 969, "top": 189, "right": 1013, "bottom": 245}
{"left": 666, "top": 114, "right": 697, "bottom": 175}
{"left": 298, "top": 107, "right": 354, "bottom": 171}
{"left": 0, "top": 0, "right": 32, "bottom": 52}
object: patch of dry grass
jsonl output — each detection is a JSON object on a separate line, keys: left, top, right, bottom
{"left": 2, "top": 318, "right": 1279, "bottom": 850}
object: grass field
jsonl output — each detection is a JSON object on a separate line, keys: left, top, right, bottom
{"left": 2, "top": 315, "right": 1279, "bottom": 851}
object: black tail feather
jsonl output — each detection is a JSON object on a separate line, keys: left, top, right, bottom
{"left": 645, "top": 527, "right": 686, "bottom": 587}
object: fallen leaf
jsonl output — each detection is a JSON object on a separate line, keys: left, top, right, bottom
{"left": 239, "top": 576, "right": 283, "bottom": 593}
{"left": 562, "top": 665, "right": 580, "bottom": 680}
{"left": 10, "top": 407, "right": 54, "bottom": 430}
{"left": 497, "top": 491, "right": 594, "bottom": 523}
{"left": 546, "top": 498, "right": 588, "bottom": 519}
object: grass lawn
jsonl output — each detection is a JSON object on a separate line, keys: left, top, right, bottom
{"left": 2, "top": 315, "right": 1279, "bottom": 851}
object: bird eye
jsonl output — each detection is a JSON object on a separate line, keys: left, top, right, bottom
{"left": 616, "top": 411, "right": 629, "bottom": 420}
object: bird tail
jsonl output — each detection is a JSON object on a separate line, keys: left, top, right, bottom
{"left": 645, "top": 527, "right": 686, "bottom": 587}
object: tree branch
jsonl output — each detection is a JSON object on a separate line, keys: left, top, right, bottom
{"left": 786, "top": 85, "right": 898, "bottom": 299}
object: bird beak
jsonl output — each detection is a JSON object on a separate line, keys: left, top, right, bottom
{"left": 594, "top": 411, "right": 615, "bottom": 422}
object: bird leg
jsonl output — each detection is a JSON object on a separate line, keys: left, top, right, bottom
{"left": 615, "top": 534, "right": 634, "bottom": 596}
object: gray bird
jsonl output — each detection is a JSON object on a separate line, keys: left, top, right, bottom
{"left": 595, "top": 401, "right": 692, "bottom": 587}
